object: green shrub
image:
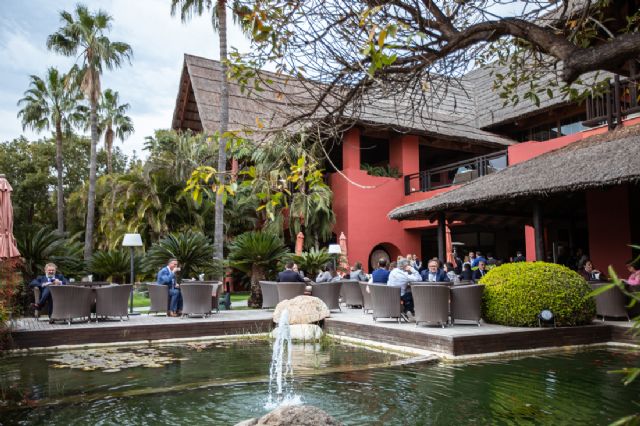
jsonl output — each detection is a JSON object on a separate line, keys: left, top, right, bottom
{"left": 480, "top": 262, "right": 595, "bottom": 327}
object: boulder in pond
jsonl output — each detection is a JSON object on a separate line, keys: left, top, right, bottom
{"left": 235, "top": 405, "right": 342, "bottom": 426}
{"left": 270, "top": 324, "right": 323, "bottom": 341}
{"left": 273, "top": 295, "right": 330, "bottom": 325}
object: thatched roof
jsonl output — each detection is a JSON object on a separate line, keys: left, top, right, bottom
{"left": 389, "top": 125, "right": 640, "bottom": 221}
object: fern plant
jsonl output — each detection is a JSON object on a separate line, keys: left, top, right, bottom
{"left": 17, "top": 227, "right": 85, "bottom": 281}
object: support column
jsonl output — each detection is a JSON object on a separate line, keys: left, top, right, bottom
{"left": 532, "top": 201, "right": 545, "bottom": 261}
{"left": 437, "top": 212, "right": 446, "bottom": 262}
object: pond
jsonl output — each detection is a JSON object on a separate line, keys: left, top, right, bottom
{"left": 1, "top": 340, "right": 638, "bottom": 425}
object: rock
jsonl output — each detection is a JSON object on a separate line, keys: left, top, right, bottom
{"left": 235, "top": 405, "right": 342, "bottom": 426}
{"left": 273, "top": 296, "right": 330, "bottom": 325}
{"left": 271, "top": 324, "right": 323, "bottom": 341}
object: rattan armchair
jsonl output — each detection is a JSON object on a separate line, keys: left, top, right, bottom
{"left": 450, "top": 284, "right": 484, "bottom": 326}
{"left": 358, "top": 282, "right": 373, "bottom": 314}
{"left": 311, "top": 281, "right": 342, "bottom": 311}
{"left": 199, "top": 280, "right": 222, "bottom": 311}
{"left": 260, "top": 281, "right": 279, "bottom": 309}
{"left": 590, "top": 282, "right": 630, "bottom": 321}
{"left": 180, "top": 283, "right": 214, "bottom": 317}
{"left": 341, "top": 280, "right": 364, "bottom": 308}
{"left": 49, "top": 285, "right": 94, "bottom": 325}
{"left": 147, "top": 283, "right": 169, "bottom": 315}
{"left": 412, "top": 284, "right": 450, "bottom": 327}
{"left": 369, "top": 284, "right": 403, "bottom": 322}
{"left": 95, "top": 284, "right": 132, "bottom": 321}
{"left": 277, "top": 282, "right": 306, "bottom": 302}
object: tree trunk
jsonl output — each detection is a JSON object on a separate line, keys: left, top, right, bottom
{"left": 84, "top": 68, "right": 99, "bottom": 260}
{"left": 248, "top": 264, "right": 265, "bottom": 308}
{"left": 105, "top": 127, "right": 114, "bottom": 174}
{"left": 213, "top": 0, "right": 229, "bottom": 280}
{"left": 54, "top": 120, "right": 65, "bottom": 234}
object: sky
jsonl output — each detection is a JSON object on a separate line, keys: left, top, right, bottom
{"left": 0, "top": 0, "right": 252, "bottom": 158}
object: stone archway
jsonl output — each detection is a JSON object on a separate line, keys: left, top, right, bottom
{"left": 368, "top": 242, "right": 402, "bottom": 271}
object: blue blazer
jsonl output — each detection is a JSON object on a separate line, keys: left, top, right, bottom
{"left": 277, "top": 269, "right": 304, "bottom": 282}
{"left": 29, "top": 274, "right": 68, "bottom": 288}
{"left": 157, "top": 266, "right": 177, "bottom": 289}
{"left": 420, "top": 269, "right": 449, "bottom": 282}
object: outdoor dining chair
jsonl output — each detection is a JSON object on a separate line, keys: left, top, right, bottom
{"left": 260, "top": 281, "right": 280, "bottom": 309}
{"left": 412, "top": 284, "right": 449, "bottom": 327}
{"left": 95, "top": 284, "right": 132, "bottom": 321}
{"left": 276, "top": 282, "right": 306, "bottom": 302}
{"left": 49, "top": 285, "right": 94, "bottom": 325}
{"left": 147, "top": 283, "right": 169, "bottom": 315}
{"left": 180, "top": 283, "right": 214, "bottom": 318}
{"left": 358, "top": 282, "right": 373, "bottom": 314}
{"left": 198, "top": 280, "right": 221, "bottom": 312}
{"left": 450, "top": 284, "right": 484, "bottom": 326}
{"left": 369, "top": 284, "right": 404, "bottom": 323}
{"left": 341, "top": 280, "right": 364, "bottom": 308}
{"left": 311, "top": 281, "right": 342, "bottom": 311}
{"left": 590, "top": 282, "right": 630, "bottom": 321}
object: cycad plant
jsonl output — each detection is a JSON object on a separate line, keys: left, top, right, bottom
{"left": 89, "top": 250, "right": 139, "bottom": 283}
{"left": 227, "top": 230, "right": 290, "bottom": 308}
{"left": 144, "top": 231, "right": 218, "bottom": 281}
{"left": 289, "top": 248, "right": 333, "bottom": 278}
{"left": 17, "top": 227, "right": 85, "bottom": 282}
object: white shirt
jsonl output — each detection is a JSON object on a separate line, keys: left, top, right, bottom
{"left": 387, "top": 267, "right": 421, "bottom": 296}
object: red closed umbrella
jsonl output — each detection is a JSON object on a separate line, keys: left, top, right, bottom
{"left": 0, "top": 174, "right": 20, "bottom": 260}
{"left": 295, "top": 232, "right": 305, "bottom": 255}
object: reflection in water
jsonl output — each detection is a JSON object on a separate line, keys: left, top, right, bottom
{"left": 0, "top": 344, "right": 638, "bottom": 426}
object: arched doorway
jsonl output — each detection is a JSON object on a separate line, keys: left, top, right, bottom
{"left": 368, "top": 242, "right": 401, "bottom": 272}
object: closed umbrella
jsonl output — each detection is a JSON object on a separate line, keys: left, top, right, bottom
{"left": 0, "top": 174, "right": 20, "bottom": 260}
{"left": 295, "top": 232, "right": 305, "bottom": 255}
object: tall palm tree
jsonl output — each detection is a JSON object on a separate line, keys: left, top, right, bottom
{"left": 170, "top": 0, "right": 233, "bottom": 278}
{"left": 47, "top": 4, "right": 132, "bottom": 260}
{"left": 17, "top": 67, "right": 85, "bottom": 234}
{"left": 98, "top": 89, "right": 134, "bottom": 174}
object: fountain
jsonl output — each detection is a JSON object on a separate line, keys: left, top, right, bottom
{"left": 266, "top": 309, "right": 301, "bottom": 409}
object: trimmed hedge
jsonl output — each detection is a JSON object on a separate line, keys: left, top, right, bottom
{"left": 480, "top": 262, "right": 595, "bottom": 327}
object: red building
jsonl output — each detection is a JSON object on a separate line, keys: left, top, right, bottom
{"left": 173, "top": 54, "right": 640, "bottom": 275}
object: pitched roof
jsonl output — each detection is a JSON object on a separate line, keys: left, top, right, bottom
{"left": 388, "top": 125, "right": 640, "bottom": 221}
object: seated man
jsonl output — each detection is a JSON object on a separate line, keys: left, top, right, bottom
{"left": 579, "top": 260, "right": 606, "bottom": 281}
{"left": 157, "top": 258, "right": 182, "bottom": 316}
{"left": 472, "top": 260, "right": 489, "bottom": 280}
{"left": 420, "top": 260, "right": 449, "bottom": 282}
{"left": 387, "top": 258, "right": 421, "bottom": 315}
{"left": 30, "top": 262, "right": 68, "bottom": 314}
{"left": 277, "top": 261, "right": 305, "bottom": 282}
{"left": 371, "top": 259, "right": 390, "bottom": 283}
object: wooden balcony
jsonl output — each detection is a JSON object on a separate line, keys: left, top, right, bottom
{"left": 584, "top": 73, "right": 640, "bottom": 129}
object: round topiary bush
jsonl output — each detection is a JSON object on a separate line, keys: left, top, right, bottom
{"left": 480, "top": 262, "right": 596, "bottom": 327}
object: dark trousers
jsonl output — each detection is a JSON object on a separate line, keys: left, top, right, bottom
{"left": 401, "top": 292, "right": 414, "bottom": 314}
{"left": 169, "top": 288, "right": 183, "bottom": 312}
{"left": 38, "top": 286, "right": 54, "bottom": 314}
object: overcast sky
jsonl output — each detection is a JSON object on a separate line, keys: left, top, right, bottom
{"left": 0, "top": 0, "right": 251, "bottom": 158}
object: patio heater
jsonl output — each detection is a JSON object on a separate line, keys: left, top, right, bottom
{"left": 328, "top": 244, "right": 341, "bottom": 270}
{"left": 122, "top": 233, "right": 143, "bottom": 315}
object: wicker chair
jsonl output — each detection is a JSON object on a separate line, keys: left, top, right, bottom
{"left": 180, "top": 283, "right": 214, "bottom": 317}
{"left": 590, "top": 282, "right": 630, "bottom": 321}
{"left": 95, "top": 284, "right": 132, "bottom": 321}
{"left": 32, "top": 287, "right": 50, "bottom": 318}
{"left": 369, "top": 284, "right": 403, "bottom": 322}
{"left": 412, "top": 284, "right": 450, "bottom": 327}
{"left": 450, "top": 284, "right": 484, "bottom": 326}
{"left": 199, "top": 280, "right": 222, "bottom": 311}
{"left": 341, "top": 280, "right": 364, "bottom": 308}
{"left": 147, "top": 283, "right": 169, "bottom": 315}
{"left": 49, "top": 285, "right": 94, "bottom": 325}
{"left": 358, "top": 282, "right": 373, "bottom": 314}
{"left": 260, "top": 281, "right": 280, "bottom": 309}
{"left": 311, "top": 281, "right": 342, "bottom": 311}
{"left": 276, "top": 282, "right": 306, "bottom": 302}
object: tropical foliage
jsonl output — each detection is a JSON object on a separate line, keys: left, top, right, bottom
{"left": 98, "top": 89, "right": 133, "bottom": 174}
{"left": 227, "top": 230, "right": 290, "bottom": 307}
{"left": 289, "top": 248, "right": 333, "bottom": 277}
{"left": 89, "top": 250, "right": 137, "bottom": 283}
{"left": 144, "top": 231, "right": 219, "bottom": 281}
{"left": 480, "top": 262, "right": 596, "bottom": 327}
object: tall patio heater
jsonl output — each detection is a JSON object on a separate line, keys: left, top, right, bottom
{"left": 122, "top": 233, "right": 143, "bottom": 314}
{"left": 328, "top": 244, "right": 341, "bottom": 270}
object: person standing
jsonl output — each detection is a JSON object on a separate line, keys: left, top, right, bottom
{"left": 157, "top": 258, "right": 182, "bottom": 316}
{"left": 30, "top": 263, "right": 68, "bottom": 314}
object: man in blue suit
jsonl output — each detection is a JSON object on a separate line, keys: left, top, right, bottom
{"left": 420, "top": 260, "right": 449, "bottom": 282}
{"left": 30, "top": 263, "right": 68, "bottom": 314}
{"left": 157, "top": 258, "right": 182, "bottom": 316}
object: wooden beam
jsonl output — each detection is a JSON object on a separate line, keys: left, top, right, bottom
{"left": 437, "top": 212, "right": 446, "bottom": 262}
{"left": 419, "top": 136, "right": 492, "bottom": 154}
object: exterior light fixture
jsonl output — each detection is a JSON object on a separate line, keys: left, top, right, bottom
{"left": 538, "top": 309, "right": 555, "bottom": 327}
{"left": 122, "top": 233, "right": 143, "bottom": 314}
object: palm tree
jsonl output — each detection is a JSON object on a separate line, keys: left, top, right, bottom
{"left": 170, "top": 0, "right": 234, "bottom": 279}
{"left": 98, "top": 89, "right": 134, "bottom": 174}
{"left": 227, "top": 230, "right": 290, "bottom": 308}
{"left": 17, "top": 67, "right": 85, "bottom": 234}
{"left": 47, "top": 4, "right": 132, "bottom": 260}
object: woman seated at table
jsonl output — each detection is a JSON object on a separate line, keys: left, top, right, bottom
{"left": 624, "top": 259, "right": 640, "bottom": 286}
{"left": 579, "top": 260, "right": 606, "bottom": 281}
{"left": 316, "top": 263, "right": 340, "bottom": 282}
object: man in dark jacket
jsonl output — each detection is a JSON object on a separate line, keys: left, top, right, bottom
{"left": 30, "top": 263, "right": 68, "bottom": 313}
{"left": 420, "top": 260, "right": 449, "bottom": 282}
{"left": 277, "top": 261, "right": 305, "bottom": 282}
{"left": 472, "top": 261, "right": 489, "bottom": 280}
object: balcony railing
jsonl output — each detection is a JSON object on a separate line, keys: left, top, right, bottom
{"left": 404, "top": 150, "right": 508, "bottom": 195}
{"left": 584, "top": 73, "right": 640, "bottom": 129}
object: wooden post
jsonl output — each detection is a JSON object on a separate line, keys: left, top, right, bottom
{"left": 614, "top": 74, "right": 622, "bottom": 127}
{"left": 532, "top": 201, "right": 544, "bottom": 261}
{"left": 437, "top": 212, "right": 446, "bottom": 262}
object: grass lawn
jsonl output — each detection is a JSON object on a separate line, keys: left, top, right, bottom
{"left": 132, "top": 290, "right": 250, "bottom": 308}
